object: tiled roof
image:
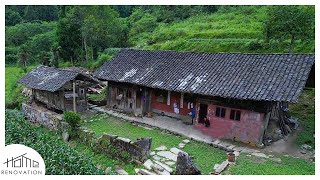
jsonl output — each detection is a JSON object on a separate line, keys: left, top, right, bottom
{"left": 19, "top": 66, "right": 96, "bottom": 92}
{"left": 94, "top": 49, "right": 314, "bottom": 102}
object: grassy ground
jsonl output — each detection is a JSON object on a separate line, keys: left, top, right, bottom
{"left": 82, "top": 114, "right": 227, "bottom": 174}
{"left": 224, "top": 153, "right": 315, "bottom": 175}
{"left": 289, "top": 89, "right": 315, "bottom": 148}
{"left": 83, "top": 113, "right": 315, "bottom": 175}
{"left": 5, "top": 66, "right": 35, "bottom": 107}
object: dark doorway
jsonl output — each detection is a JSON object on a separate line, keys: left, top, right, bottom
{"left": 198, "top": 104, "right": 208, "bottom": 124}
{"left": 136, "top": 89, "right": 142, "bottom": 108}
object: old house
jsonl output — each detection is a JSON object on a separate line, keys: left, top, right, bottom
{"left": 94, "top": 49, "right": 314, "bottom": 146}
{"left": 19, "top": 66, "right": 98, "bottom": 112}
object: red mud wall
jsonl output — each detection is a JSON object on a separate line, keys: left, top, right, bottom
{"left": 197, "top": 103, "right": 265, "bottom": 145}
{"left": 151, "top": 91, "right": 192, "bottom": 116}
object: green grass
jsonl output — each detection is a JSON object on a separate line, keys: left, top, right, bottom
{"left": 134, "top": 6, "right": 314, "bottom": 53}
{"left": 83, "top": 114, "right": 226, "bottom": 174}
{"left": 68, "top": 141, "right": 138, "bottom": 175}
{"left": 225, "top": 153, "right": 315, "bottom": 175}
{"left": 5, "top": 66, "right": 36, "bottom": 108}
{"left": 289, "top": 89, "right": 315, "bottom": 148}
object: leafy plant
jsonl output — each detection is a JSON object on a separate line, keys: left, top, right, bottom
{"left": 5, "top": 109, "right": 104, "bottom": 175}
{"left": 64, "top": 111, "right": 81, "bottom": 139}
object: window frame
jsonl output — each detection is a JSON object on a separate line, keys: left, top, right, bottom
{"left": 215, "top": 106, "right": 226, "bottom": 118}
{"left": 230, "top": 109, "right": 241, "bottom": 121}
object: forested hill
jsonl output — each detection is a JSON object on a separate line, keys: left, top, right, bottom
{"left": 5, "top": 5, "right": 315, "bottom": 69}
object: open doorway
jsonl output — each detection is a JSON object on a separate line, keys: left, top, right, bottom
{"left": 198, "top": 104, "right": 208, "bottom": 124}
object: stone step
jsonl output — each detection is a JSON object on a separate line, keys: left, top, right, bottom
{"left": 138, "top": 169, "right": 157, "bottom": 175}
{"left": 214, "top": 160, "right": 229, "bottom": 174}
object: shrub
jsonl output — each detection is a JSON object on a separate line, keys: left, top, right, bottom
{"left": 64, "top": 111, "right": 81, "bottom": 129}
{"left": 64, "top": 111, "right": 81, "bottom": 139}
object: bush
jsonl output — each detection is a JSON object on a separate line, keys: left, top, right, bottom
{"left": 64, "top": 111, "right": 81, "bottom": 129}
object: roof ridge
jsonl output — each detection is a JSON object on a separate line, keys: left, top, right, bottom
{"left": 121, "top": 48, "right": 315, "bottom": 55}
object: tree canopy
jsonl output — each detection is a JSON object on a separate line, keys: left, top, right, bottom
{"left": 264, "top": 6, "right": 315, "bottom": 52}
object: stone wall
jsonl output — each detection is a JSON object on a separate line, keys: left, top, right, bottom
{"left": 78, "top": 128, "right": 152, "bottom": 162}
{"left": 22, "top": 103, "right": 63, "bottom": 130}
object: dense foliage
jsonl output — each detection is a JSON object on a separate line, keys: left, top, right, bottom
{"left": 264, "top": 6, "right": 315, "bottom": 52}
{"left": 5, "top": 109, "right": 104, "bottom": 175}
{"left": 5, "top": 5, "right": 315, "bottom": 68}
{"left": 64, "top": 111, "right": 81, "bottom": 128}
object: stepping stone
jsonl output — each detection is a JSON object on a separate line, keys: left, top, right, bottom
{"left": 154, "top": 160, "right": 173, "bottom": 173}
{"left": 227, "top": 145, "right": 236, "bottom": 151}
{"left": 152, "top": 155, "right": 162, "bottom": 161}
{"left": 105, "top": 167, "right": 112, "bottom": 174}
{"left": 143, "top": 159, "right": 154, "bottom": 170}
{"left": 134, "top": 168, "right": 140, "bottom": 174}
{"left": 212, "top": 140, "right": 220, "bottom": 147}
{"left": 139, "top": 169, "right": 156, "bottom": 175}
{"left": 157, "top": 151, "right": 178, "bottom": 161}
{"left": 164, "top": 161, "right": 175, "bottom": 166}
{"left": 233, "top": 151, "right": 240, "bottom": 157}
{"left": 156, "top": 169, "right": 170, "bottom": 175}
{"left": 270, "top": 157, "right": 282, "bottom": 163}
{"left": 213, "top": 164, "right": 220, "bottom": 171}
{"left": 182, "top": 139, "right": 190, "bottom": 144}
{"left": 116, "top": 169, "right": 128, "bottom": 175}
{"left": 215, "top": 160, "right": 229, "bottom": 174}
{"left": 155, "top": 145, "right": 167, "bottom": 151}
{"left": 179, "top": 143, "right": 185, "bottom": 149}
{"left": 170, "top": 147, "right": 185, "bottom": 155}
{"left": 150, "top": 151, "right": 156, "bottom": 156}
{"left": 151, "top": 163, "right": 164, "bottom": 171}
{"left": 252, "top": 152, "right": 269, "bottom": 158}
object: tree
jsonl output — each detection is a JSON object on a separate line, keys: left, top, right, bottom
{"left": 19, "top": 45, "right": 28, "bottom": 70}
{"left": 24, "top": 5, "right": 58, "bottom": 22}
{"left": 264, "top": 6, "right": 315, "bottom": 52}
{"left": 5, "top": 8, "right": 23, "bottom": 26}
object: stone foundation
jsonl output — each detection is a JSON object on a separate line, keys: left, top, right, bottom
{"left": 22, "top": 103, "right": 63, "bottom": 130}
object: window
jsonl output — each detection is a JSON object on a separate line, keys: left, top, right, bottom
{"left": 230, "top": 109, "right": 241, "bottom": 121}
{"left": 155, "top": 90, "right": 168, "bottom": 103}
{"left": 215, "top": 106, "right": 226, "bottom": 118}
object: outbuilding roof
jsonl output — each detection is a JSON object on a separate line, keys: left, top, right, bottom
{"left": 19, "top": 66, "right": 97, "bottom": 92}
{"left": 94, "top": 49, "right": 314, "bottom": 102}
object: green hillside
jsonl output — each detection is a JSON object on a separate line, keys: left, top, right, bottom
{"left": 135, "top": 6, "right": 314, "bottom": 53}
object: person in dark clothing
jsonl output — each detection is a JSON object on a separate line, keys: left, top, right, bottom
{"left": 204, "top": 117, "right": 210, "bottom": 127}
{"left": 191, "top": 106, "right": 196, "bottom": 124}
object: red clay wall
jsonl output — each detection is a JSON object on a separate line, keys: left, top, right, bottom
{"left": 151, "top": 91, "right": 192, "bottom": 116}
{"left": 196, "top": 103, "right": 265, "bottom": 145}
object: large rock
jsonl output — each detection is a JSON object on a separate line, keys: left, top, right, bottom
{"left": 176, "top": 152, "right": 201, "bottom": 175}
{"left": 62, "top": 131, "right": 70, "bottom": 142}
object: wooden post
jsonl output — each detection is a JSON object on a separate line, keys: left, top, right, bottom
{"left": 73, "top": 80, "right": 77, "bottom": 112}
